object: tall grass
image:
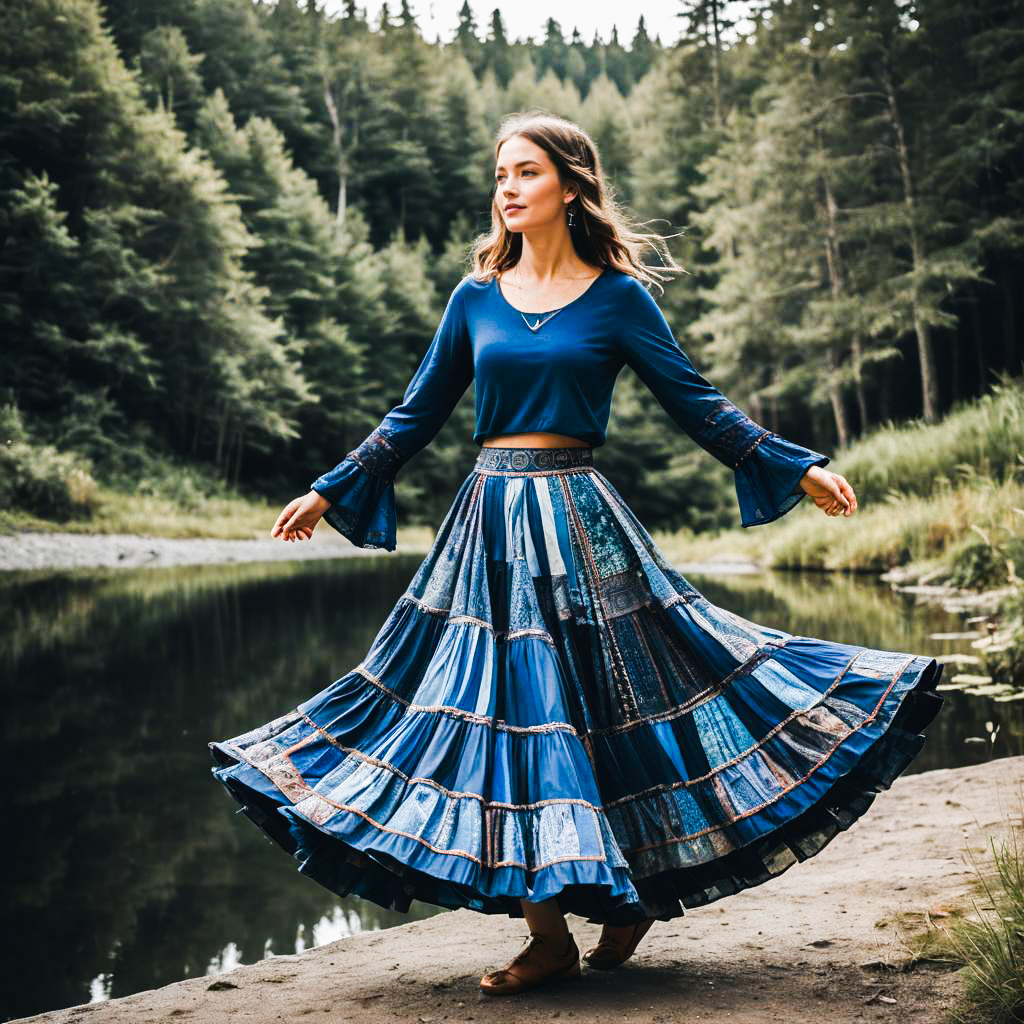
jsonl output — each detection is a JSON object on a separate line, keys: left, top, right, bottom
{"left": 832, "top": 373, "right": 1024, "bottom": 507}
{"left": 656, "top": 374, "right": 1024, "bottom": 575}
{"left": 942, "top": 787, "right": 1024, "bottom": 1024}
{"left": 657, "top": 473, "right": 1024, "bottom": 574}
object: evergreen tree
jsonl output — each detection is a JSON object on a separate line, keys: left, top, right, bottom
{"left": 629, "top": 16, "right": 658, "bottom": 78}
{"left": 454, "top": 1, "right": 484, "bottom": 73}
{"left": 0, "top": 0, "right": 310, "bottom": 481}
{"left": 135, "top": 25, "right": 205, "bottom": 130}
{"left": 483, "top": 9, "right": 515, "bottom": 88}
{"left": 603, "top": 26, "right": 632, "bottom": 94}
{"left": 537, "top": 18, "right": 569, "bottom": 81}
{"left": 676, "top": 0, "right": 738, "bottom": 130}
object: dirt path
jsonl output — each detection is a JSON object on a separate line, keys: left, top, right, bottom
{"left": 16, "top": 756, "right": 1023, "bottom": 1024}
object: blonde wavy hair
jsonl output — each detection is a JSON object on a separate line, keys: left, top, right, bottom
{"left": 468, "top": 110, "right": 685, "bottom": 295}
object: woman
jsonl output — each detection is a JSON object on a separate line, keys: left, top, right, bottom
{"left": 208, "top": 112, "right": 943, "bottom": 997}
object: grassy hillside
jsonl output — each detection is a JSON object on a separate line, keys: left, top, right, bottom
{"left": 655, "top": 373, "right": 1024, "bottom": 584}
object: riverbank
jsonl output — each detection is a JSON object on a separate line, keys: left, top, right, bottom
{"left": 16, "top": 756, "right": 1023, "bottom": 1024}
{"left": 0, "top": 529, "right": 768, "bottom": 574}
{"left": 0, "top": 528, "right": 436, "bottom": 571}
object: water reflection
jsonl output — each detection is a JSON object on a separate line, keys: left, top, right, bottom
{"left": 0, "top": 558, "right": 1017, "bottom": 1020}
{"left": 0, "top": 556, "right": 442, "bottom": 1022}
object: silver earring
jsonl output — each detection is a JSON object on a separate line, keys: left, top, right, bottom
{"left": 567, "top": 202, "right": 576, "bottom": 227}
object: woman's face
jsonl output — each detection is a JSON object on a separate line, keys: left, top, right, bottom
{"left": 494, "top": 135, "right": 574, "bottom": 234}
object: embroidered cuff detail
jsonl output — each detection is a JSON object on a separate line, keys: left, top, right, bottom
{"left": 698, "top": 398, "right": 773, "bottom": 470}
{"left": 309, "top": 427, "right": 403, "bottom": 550}
{"left": 346, "top": 426, "right": 403, "bottom": 479}
{"left": 735, "top": 435, "right": 831, "bottom": 528}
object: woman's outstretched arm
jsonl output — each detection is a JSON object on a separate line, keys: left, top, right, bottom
{"left": 616, "top": 277, "right": 855, "bottom": 526}
{"left": 274, "top": 277, "right": 475, "bottom": 549}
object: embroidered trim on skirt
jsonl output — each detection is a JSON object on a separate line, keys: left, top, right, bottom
{"left": 208, "top": 446, "right": 944, "bottom": 925}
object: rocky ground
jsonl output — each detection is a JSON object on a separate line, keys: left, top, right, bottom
{"left": 17, "top": 756, "right": 1023, "bottom": 1024}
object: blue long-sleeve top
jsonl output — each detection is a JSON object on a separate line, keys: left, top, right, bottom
{"left": 311, "top": 266, "right": 830, "bottom": 550}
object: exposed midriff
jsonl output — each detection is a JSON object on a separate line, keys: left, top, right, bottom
{"left": 480, "top": 431, "right": 590, "bottom": 448}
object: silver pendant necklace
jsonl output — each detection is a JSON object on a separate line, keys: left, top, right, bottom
{"left": 501, "top": 269, "right": 565, "bottom": 332}
{"left": 521, "top": 308, "right": 564, "bottom": 332}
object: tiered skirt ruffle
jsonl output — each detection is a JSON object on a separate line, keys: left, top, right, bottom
{"left": 209, "top": 447, "right": 943, "bottom": 924}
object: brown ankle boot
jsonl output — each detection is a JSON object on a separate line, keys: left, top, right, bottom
{"left": 582, "top": 918, "right": 654, "bottom": 970}
{"left": 479, "top": 930, "right": 581, "bottom": 996}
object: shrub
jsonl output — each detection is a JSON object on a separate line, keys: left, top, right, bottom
{"left": 948, "top": 535, "right": 1024, "bottom": 591}
{"left": 0, "top": 432, "right": 99, "bottom": 521}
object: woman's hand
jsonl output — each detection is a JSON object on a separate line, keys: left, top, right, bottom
{"left": 797, "top": 465, "right": 858, "bottom": 517}
{"left": 272, "top": 490, "right": 331, "bottom": 542}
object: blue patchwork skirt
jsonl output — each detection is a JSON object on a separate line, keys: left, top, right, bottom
{"left": 208, "top": 445, "right": 944, "bottom": 925}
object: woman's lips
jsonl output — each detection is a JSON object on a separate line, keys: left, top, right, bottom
{"left": 506, "top": 206, "right": 524, "bottom": 213}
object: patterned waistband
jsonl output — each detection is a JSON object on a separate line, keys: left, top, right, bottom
{"left": 474, "top": 446, "right": 595, "bottom": 475}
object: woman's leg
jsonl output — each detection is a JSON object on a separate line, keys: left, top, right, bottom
{"left": 520, "top": 897, "right": 570, "bottom": 942}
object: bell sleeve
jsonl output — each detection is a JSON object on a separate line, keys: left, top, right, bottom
{"left": 310, "top": 278, "right": 475, "bottom": 550}
{"left": 617, "top": 278, "right": 830, "bottom": 528}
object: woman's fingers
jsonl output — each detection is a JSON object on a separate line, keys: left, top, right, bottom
{"left": 835, "top": 474, "right": 858, "bottom": 514}
{"left": 272, "top": 496, "right": 315, "bottom": 539}
{"left": 274, "top": 494, "right": 322, "bottom": 542}
{"left": 271, "top": 499, "right": 299, "bottom": 538}
{"left": 814, "top": 473, "right": 856, "bottom": 517}
{"left": 280, "top": 498, "right": 313, "bottom": 536}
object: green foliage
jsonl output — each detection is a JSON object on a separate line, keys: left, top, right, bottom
{"left": 2, "top": 0, "right": 1022, "bottom": 540}
{"left": 951, "top": 511, "right": 1024, "bottom": 688}
{"left": 135, "top": 24, "right": 205, "bottom": 126}
{"left": 0, "top": 0, "right": 313, "bottom": 491}
{"left": 0, "top": 406, "right": 97, "bottom": 520}
{"left": 975, "top": 588, "right": 1024, "bottom": 692}
{"left": 948, "top": 538, "right": 1024, "bottom": 592}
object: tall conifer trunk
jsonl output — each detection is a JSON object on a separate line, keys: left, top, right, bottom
{"left": 882, "top": 65, "right": 939, "bottom": 423}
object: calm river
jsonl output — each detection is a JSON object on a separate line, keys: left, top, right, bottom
{"left": 1, "top": 555, "right": 1017, "bottom": 1020}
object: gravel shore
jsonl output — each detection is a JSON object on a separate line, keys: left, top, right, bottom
{"left": 0, "top": 530, "right": 401, "bottom": 572}
{"left": 0, "top": 530, "right": 766, "bottom": 575}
